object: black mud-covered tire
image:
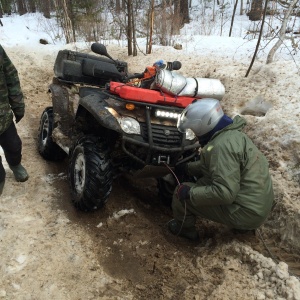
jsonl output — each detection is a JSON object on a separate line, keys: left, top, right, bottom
{"left": 157, "top": 174, "right": 177, "bottom": 206}
{"left": 68, "top": 136, "right": 113, "bottom": 211}
{"left": 38, "top": 107, "right": 67, "bottom": 161}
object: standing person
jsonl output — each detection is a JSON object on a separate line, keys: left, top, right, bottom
{"left": 0, "top": 44, "right": 29, "bottom": 195}
{"left": 168, "top": 99, "right": 274, "bottom": 241}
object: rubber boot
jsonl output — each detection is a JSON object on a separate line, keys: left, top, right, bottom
{"left": 0, "top": 181, "right": 4, "bottom": 195}
{"left": 168, "top": 219, "right": 199, "bottom": 242}
{"left": 9, "top": 164, "right": 29, "bottom": 182}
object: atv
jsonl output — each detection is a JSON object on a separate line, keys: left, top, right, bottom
{"left": 38, "top": 43, "right": 225, "bottom": 211}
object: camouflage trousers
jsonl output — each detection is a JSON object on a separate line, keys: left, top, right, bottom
{"left": 0, "top": 122, "right": 22, "bottom": 182}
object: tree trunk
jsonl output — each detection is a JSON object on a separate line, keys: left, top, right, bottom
{"left": 28, "top": 0, "right": 36, "bottom": 12}
{"left": 229, "top": 0, "right": 238, "bottom": 36}
{"left": 41, "top": 0, "right": 51, "bottom": 18}
{"left": 116, "top": 0, "right": 120, "bottom": 14}
{"left": 56, "top": 0, "right": 75, "bottom": 44}
{"left": 180, "top": 0, "right": 190, "bottom": 24}
{"left": 66, "top": 0, "right": 76, "bottom": 43}
{"left": 17, "top": 0, "right": 27, "bottom": 15}
{"left": 180, "top": 0, "right": 189, "bottom": 24}
{"left": 147, "top": 0, "right": 154, "bottom": 54}
{"left": 247, "top": 0, "right": 263, "bottom": 21}
{"left": 174, "top": 0, "right": 178, "bottom": 11}
{"left": 266, "top": 0, "right": 298, "bottom": 64}
{"left": 174, "top": 0, "right": 189, "bottom": 27}
{"left": 131, "top": 1, "right": 137, "bottom": 56}
{"left": 240, "top": 0, "right": 243, "bottom": 15}
{"left": 127, "top": 0, "right": 133, "bottom": 55}
{"left": 245, "top": 0, "right": 268, "bottom": 77}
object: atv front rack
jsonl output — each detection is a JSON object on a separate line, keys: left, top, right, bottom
{"left": 101, "top": 90, "right": 200, "bottom": 167}
{"left": 121, "top": 105, "right": 200, "bottom": 166}
{"left": 122, "top": 135, "right": 199, "bottom": 166}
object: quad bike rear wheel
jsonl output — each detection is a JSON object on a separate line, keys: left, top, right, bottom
{"left": 68, "top": 136, "right": 113, "bottom": 211}
{"left": 38, "top": 107, "right": 67, "bottom": 161}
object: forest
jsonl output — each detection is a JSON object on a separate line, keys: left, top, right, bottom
{"left": 0, "top": 1, "right": 300, "bottom": 299}
{"left": 0, "top": 0, "right": 299, "bottom": 58}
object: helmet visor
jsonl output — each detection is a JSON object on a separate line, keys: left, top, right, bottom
{"left": 177, "top": 109, "right": 188, "bottom": 133}
{"left": 177, "top": 109, "right": 203, "bottom": 134}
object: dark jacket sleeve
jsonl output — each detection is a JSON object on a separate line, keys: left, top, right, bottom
{"left": 2, "top": 46, "right": 25, "bottom": 116}
{"left": 189, "top": 141, "right": 241, "bottom": 206}
{"left": 186, "top": 160, "right": 204, "bottom": 178}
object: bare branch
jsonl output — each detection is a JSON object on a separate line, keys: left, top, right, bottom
{"left": 245, "top": 0, "right": 269, "bottom": 77}
{"left": 266, "top": 0, "right": 299, "bottom": 64}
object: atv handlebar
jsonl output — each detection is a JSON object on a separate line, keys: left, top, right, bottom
{"left": 126, "top": 73, "right": 144, "bottom": 80}
{"left": 167, "top": 61, "right": 181, "bottom": 71}
{"left": 124, "top": 60, "right": 182, "bottom": 82}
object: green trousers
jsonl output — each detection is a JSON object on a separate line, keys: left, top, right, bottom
{"left": 172, "top": 183, "right": 270, "bottom": 230}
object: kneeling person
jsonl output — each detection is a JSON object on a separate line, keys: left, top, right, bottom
{"left": 169, "top": 99, "right": 274, "bottom": 241}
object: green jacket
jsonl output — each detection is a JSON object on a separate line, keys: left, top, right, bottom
{"left": 186, "top": 115, "right": 274, "bottom": 218}
{"left": 0, "top": 44, "right": 24, "bottom": 134}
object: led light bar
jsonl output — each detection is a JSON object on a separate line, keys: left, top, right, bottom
{"left": 155, "top": 110, "right": 180, "bottom": 119}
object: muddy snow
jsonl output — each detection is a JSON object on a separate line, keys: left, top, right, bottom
{"left": 0, "top": 43, "right": 300, "bottom": 299}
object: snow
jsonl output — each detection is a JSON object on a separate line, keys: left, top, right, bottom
{"left": 0, "top": 8, "right": 300, "bottom": 300}
{"left": 111, "top": 209, "right": 136, "bottom": 220}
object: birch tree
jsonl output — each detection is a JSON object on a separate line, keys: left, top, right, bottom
{"left": 54, "top": 0, "right": 75, "bottom": 43}
{"left": 147, "top": 0, "right": 154, "bottom": 54}
{"left": 266, "top": 0, "right": 299, "bottom": 64}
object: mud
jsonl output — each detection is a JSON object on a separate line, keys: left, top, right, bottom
{"left": 0, "top": 44, "right": 299, "bottom": 299}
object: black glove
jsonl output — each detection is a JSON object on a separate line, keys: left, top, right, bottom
{"left": 176, "top": 184, "right": 191, "bottom": 204}
{"left": 15, "top": 114, "right": 24, "bottom": 123}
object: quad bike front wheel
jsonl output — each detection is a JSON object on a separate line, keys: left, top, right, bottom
{"left": 68, "top": 136, "right": 113, "bottom": 211}
{"left": 38, "top": 107, "right": 67, "bottom": 161}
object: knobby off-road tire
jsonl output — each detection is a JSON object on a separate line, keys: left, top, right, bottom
{"left": 38, "top": 107, "right": 67, "bottom": 161}
{"left": 68, "top": 136, "right": 113, "bottom": 211}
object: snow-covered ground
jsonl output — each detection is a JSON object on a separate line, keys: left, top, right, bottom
{"left": 0, "top": 9, "right": 300, "bottom": 300}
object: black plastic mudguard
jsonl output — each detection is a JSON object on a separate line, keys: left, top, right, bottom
{"left": 49, "top": 82, "right": 74, "bottom": 135}
{"left": 78, "top": 88, "right": 122, "bottom": 133}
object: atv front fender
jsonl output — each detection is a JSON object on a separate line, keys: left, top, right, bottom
{"left": 78, "top": 92, "right": 122, "bottom": 133}
{"left": 49, "top": 82, "right": 74, "bottom": 135}
{"left": 49, "top": 82, "right": 69, "bottom": 114}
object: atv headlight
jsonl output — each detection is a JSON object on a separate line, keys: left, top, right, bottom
{"left": 155, "top": 110, "right": 180, "bottom": 119}
{"left": 185, "top": 128, "right": 196, "bottom": 140}
{"left": 118, "top": 117, "right": 141, "bottom": 134}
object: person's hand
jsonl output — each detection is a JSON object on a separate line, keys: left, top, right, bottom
{"left": 176, "top": 184, "right": 191, "bottom": 204}
{"left": 15, "top": 114, "right": 24, "bottom": 123}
